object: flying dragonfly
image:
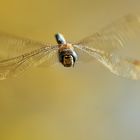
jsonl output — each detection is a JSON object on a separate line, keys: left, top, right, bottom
{"left": 0, "top": 14, "right": 140, "bottom": 80}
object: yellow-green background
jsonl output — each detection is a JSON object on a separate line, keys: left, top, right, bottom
{"left": 0, "top": 0, "right": 140, "bottom": 140}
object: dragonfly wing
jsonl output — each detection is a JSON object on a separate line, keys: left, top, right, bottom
{"left": 0, "top": 46, "right": 58, "bottom": 80}
{"left": 0, "top": 31, "right": 49, "bottom": 59}
{"left": 39, "top": 49, "right": 59, "bottom": 67}
{"left": 74, "top": 14, "right": 140, "bottom": 80}
{"left": 75, "top": 45, "right": 140, "bottom": 79}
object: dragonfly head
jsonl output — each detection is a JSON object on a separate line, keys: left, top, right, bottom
{"left": 55, "top": 33, "right": 67, "bottom": 44}
{"left": 59, "top": 49, "right": 78, "bottom": 67}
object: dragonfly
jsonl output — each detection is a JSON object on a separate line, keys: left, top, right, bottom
{"left": 0, "top": 14, "right": 140, "bottom": 80}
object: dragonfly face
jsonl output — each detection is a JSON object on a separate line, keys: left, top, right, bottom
{"left": 55, "top": 33, "right": 78, "bottom": 67}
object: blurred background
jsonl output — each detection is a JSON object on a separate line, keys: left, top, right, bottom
{"left": 0, "top": 0, "right": 140, "bottom": 140}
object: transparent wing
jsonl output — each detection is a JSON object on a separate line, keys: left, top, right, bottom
{"left": 0, "top": 46, "right": 58, "bottom": 80}
{"left": 0, "top": 31, "right": 49, "bottom": 60}
{"left": 74, "top": 14, "right": 140, "bottom": 80}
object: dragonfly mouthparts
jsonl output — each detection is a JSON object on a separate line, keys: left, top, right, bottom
{"left": 55, "top": 33, "right": 67, "bottom": 44}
